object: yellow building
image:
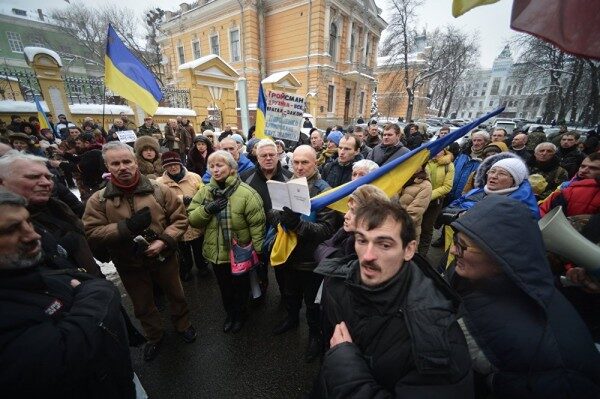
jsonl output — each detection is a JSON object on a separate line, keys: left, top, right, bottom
{"left": 158, "top": 0, "right": 387, "bottom": 129}
{"left": 375, "top": 51, "right": 431, "bottom": 121}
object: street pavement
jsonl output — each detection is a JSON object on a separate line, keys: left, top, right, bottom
{"left": 117, "top": 232, "right": 446, "bottom": 399}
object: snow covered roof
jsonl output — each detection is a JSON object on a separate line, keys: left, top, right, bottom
{"left": 23, "top": 47, "right": 62, "bottom": 67}
{"left": 178, "top": 54, "right": 220, "bottom": 70}
{"left": 154, "top": 107, "right": 196, "bottom": 116}
{"left": 0, "top": 100, "right": 48, "bottom": 113}
{"left": 377, "top": 53, "right": 425, "bottom": 67}
{"left": 261, "top": 71, "right": 290, "bottom": 84}
{"left": 69, "top": 103, "right": 133, "bottom": 115}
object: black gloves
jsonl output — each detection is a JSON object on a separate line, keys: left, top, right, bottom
{"left": 204, "top": 198, "right": 228, "bottom": 214}
{"left": 280, "top": 207, "right": 301, "bottom": 230}
{"left": 126, "top": 206, "right": 152, "bottom": 235}
{"left": 434, "top": 211, "right": 460, "bottom": 230}
{"left": 182, "top": 196, "right": 193, "bottom": 206}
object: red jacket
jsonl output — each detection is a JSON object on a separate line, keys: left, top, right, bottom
{"left": 539, "top": 178, "right": 600, "bottom": 217}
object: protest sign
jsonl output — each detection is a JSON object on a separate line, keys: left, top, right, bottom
{"left": 264, "top": 90, "right": 305, "bottom": 142}
{"left": 116, "top": 130, "right": 137, "bottom": 143}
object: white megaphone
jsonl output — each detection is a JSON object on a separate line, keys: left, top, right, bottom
{"left": 538, "top": 206, "right": 600, "bottom": 278}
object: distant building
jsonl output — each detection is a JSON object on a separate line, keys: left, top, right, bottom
{"left": 451, "top": 45, "right": 550, "bottom": 121}
{"left": 157, "top": 0, "right": 387, "bottom": 128}
{"left": 0, "top": 7, "right": 102, "bottom": 76}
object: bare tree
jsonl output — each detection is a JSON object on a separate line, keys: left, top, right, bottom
{"left": 50, "top": 2, "right": 163, "bottom": 83}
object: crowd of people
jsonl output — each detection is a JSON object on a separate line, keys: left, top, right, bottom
{"left": 0, "top": 112, "right": 599, "bottom": 398}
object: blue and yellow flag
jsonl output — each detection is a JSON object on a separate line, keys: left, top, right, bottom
{"left": 271, "top": 107, "right": 505, "bottom": 266}
{"left": 105, "top": 24, "right": 162, "bottom": 115}
{"left": 33, "top": 96, "right": 50, "bottom": 130}
{"left": 254, "top": 83, "right": 268, "bottom": 139}
{"left": 452, "top": 0, "right": 499, "bottom": 17}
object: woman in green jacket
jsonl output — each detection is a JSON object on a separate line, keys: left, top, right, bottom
{"left": 188, "top": 150, "right": 265, "bottom": 333}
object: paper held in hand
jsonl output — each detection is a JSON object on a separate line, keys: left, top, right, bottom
{"left": 116, "top": 130, "right": 137, "bottom": 143}
{"left": 267, "top": 177, "right": 311, "bottom": 216}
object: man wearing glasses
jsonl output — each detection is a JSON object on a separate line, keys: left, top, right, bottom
{"left": 240, "top": 139, "right": 294, "bottom": 299}
{"left": 447, "top": 195, "right": 600, "bottom": 398}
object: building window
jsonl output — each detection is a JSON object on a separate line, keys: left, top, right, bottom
{"left": 6, "top": 31, "right": 23, "bottom": 53}
{"left": 490, "top": 78, "right": 501, "bottom": 95}
{"left": 489, "top": 100, "right": 493, "bottom": 106}
{"left": 329, "top": 23, "right": 338, "bottom": 61}
{"left": 349, "top": 33, "right": 355, "bottom": 63}
{"left": 359, "top": 91, "right": 365, "bottom": 114}
{"left": 480, "top": 89, "right": 485, "bottom": 96}
{"left": 192, "top": 39, "right": 201, "bottom": 59}
{"left": 478, "top": 101, "right": 483, "bottom": 108}
{"left": 505, "top": 85, "right": 512, "bottom": 95}
{"left": 470, "top": 101, "right": 475, "bottom": 107}
{"left": 210, "top": 35, "right": 220, "bottom": 56}
{"left": 177, "top": 42, "right": 185, "bottom": 65}
{"left": 230, "top": 29, "right": 240, "bottom": 62}
{"left": 327, "top": 85, "right": 335, "bottom": 113}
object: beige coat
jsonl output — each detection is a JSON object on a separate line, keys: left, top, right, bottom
{"left": 83, "top": 175, "right": 188, "bottom": 270}
{"left": 157, "top": 170, "right": 204, "bottom": 241}
{"left": 399, "top": 172, "right": 432, "bottom": 245}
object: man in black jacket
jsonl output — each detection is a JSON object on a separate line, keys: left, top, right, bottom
{"left": 270, "top": 145, "right": 341, "bottom": 363}
{"left": 312, "top": 199, "right": 473, "bottom": 398}
{"left": 320, "top": 133, "right": 363, "bottom": 188}
{"left": 557, "top": 132, "right": 585, "bottom": 178}
{"left": 240, "top": 139, "right": 293, "bottom": 297}
{"left": 367, "top": 123, "right": 409, "bottom": 166}
{"left": 0, "top": 188, "right": 136, "bottom": 399}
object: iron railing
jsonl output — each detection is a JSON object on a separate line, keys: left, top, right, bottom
{"left": 62, "top": 75, "right": 126, "bottom": 105}
{"left": 160, "top": 87, "right": 191, "bottom": 109}
{"left": 0, "top": 67, "right": 41, "bottom": 101}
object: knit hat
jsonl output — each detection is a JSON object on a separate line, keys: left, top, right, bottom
{"left": 327, "top": 130, "right": 344, "bottom": 146}
{"left": 161, "top": 151, "right": 182, "bottom": 167}
{"left": 482, "top": 142, "right": 508, "bottom": 156}
{"left": 492, "top": 157, "right": 528, "bottom": 187}
{"left": 231, "top": 133, "right": 245, "bottom": 145}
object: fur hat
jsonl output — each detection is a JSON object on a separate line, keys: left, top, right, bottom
{"left": 133, "top": 135, "right": 160, "bottom": 156}
{"left": 492, "top": 157, "right": 529, "bottom": 187}
{"left": 327, "top": 130, "right": 344, "bottom": 146}
{"left": 161, "top": 151, "right": 182, "bottom": 167}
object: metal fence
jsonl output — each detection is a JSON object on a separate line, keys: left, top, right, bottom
{"left": 0, "top": 67, "right": 41, "bottom": 101}
{"left": 160, "top": 87, "right": 191, "bottom": 109}
{"left": 62, "top": 75, "right": 126, "bottom": 105}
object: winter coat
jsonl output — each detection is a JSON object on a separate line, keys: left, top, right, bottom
{"left": 364, "top": 134, "right": 381, "bottom": 149}
{"left": 426, "top": 150, "right": 455, "bottom": 201}
{"left": 447, "top": 195, "right": 600, "bottom": 399}
{"left": 540, "top": 178, "right": 600, "bottom": 217}
{"left": 107, "top": 124, "right": 128, "bottom": 142}
{"left": 187, "top": 174, "right": 265, "bottom": 265}
{"left": 406, "top": 131, "right": 424, "bottom": 150}
{"left": 320, "top": 154, "right": 363, "bottom": 188}
{"left": 359, "top": 143, "right": 372, "bottom": 159}
{"left": 314, "top": 227, "right": 355, "bottom": 264}
{"left": 157, "top": 169, "right": 204, "bottom": 241}
{"left": 367, "top": 141, "right": 410, "bottom": 166}
{"left": 527, "top": 155, "right": 569, "bottom": 200}
{"left": 0, "top": 265, "right": 135, "bottom": 399}
{"left": 137, "top": 123, "right": 162, "bottom": 139}
{"left": 186, "top": 135, "right": 214, "bottom": 176}
{"left": 557, "top": 146, "right": 585, "bottom": 178}
{"left": 398, "top": 171, "right": 432, "bottom": 244}
{"left": 202, "top": 154, "right": 255, "bottom": 183}
{"left": 312, "top": 255, "right": 473, "bottom": 398}
{"left": 164, "top": 124, "right": 190, "bottom": 155}
{"left": 239, "top": 162, "right": 293, "bottom": 222}
{"left": 449, "top": 152, "right": 482, "bottom": 201}
{"left": 83, "top": 175, "right": 188, "bottom": 270}
{"left": 134, "top": 136, "right": 164, "bottom": 179}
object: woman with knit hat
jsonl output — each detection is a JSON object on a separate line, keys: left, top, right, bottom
{"left": 461, "top": 141, "right": 509, "bottom": 194}
{"left": 134, "top": 136, "right": 164, "bottom": 180}
{"left": 186, "top": 135, "right": 214, "bottom": 176}
{"left": 440, "top": 153, "right": 540, "bottom": 222}
{"left": 157, "top": 151, "right": 208, "bottom": 281}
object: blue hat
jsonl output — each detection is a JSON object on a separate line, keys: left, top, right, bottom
{"left": 327, "top": 130, "right": 344, "bottom": 146}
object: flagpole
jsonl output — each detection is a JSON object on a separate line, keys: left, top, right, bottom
{"left": 101, "top": 81, "right": 106, "bottom": 133}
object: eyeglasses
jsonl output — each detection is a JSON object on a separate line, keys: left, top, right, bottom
{"left": 486, "top": 168, "right": 512, "bottom": 179}
{"left": 452, "top": 233, "right": 483, "bottom": 257}
{"left": 258, "top": 153, "right": 277, "bottom": 159}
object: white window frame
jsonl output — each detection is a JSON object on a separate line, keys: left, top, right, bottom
{"left": 210, "top": 34, "right": 220, "bottom": 56}
{"left": 6, "top": 31, "right": 23, "bottom": 53}
{"left": 192, "top": 38, "right": 201, "bottom": 60}
{"left": 327, "top": 84, "right": 335, "bottom": 114}
{"left": 229, "top": 28, "right": 241, "bottom": 63}
{"left": 177, "top": 42, "right": 185, "bottom": 65}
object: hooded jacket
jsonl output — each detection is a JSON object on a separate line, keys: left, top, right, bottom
{"left": 398, "top": 170, "right": 432, "bottom": 244}
{"left": 186, "top": 135, "right": 214, "bottom": 177}
{"left": 134, "top": 136, "right": 164, "bottom": 179}
{"left": 426, "top": 150, "right": 455, "bottom": 201}
{"left": 448, "top": 196, "right": 600, "bottom": 399}
{"left": 312, "top": 255, "right": 473, "bottom": 398}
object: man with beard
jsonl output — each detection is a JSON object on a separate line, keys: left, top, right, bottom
{"left": 0, "top": 188, "right": 135, "bottom": 398}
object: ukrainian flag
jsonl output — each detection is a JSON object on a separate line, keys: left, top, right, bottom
{"left": 104, "top": 24, "right": 162, "bottom": 115}
{"left": 33, "top": 96, "right": 50, "bottom": 130}
{"left": 271, "top": 106, "right": 506, "bottom": 266}
{"left": 452, "top": 0, "right": 499, "bottom": 17}
{"left": 254, "top": 83, "right": 268, "bottom": 139}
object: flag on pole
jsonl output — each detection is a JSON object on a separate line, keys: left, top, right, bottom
{"left": 104, "top": 24, "right": 163, "bottom": 115}
{"left": 511, "top": 0, "right": 600, "bottom": 61}
{"left": 33, "top": 96, "right": 50, "bottom": 130}
{"left": 271, "top": 106, "right": 506, "bottom": 266}
{"left": 254, "top": 83, "right": 268, "bottom": 139}
{"left": 452, "top": 0, "right": 499, "bottom": 17}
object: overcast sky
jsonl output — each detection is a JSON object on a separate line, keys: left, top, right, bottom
{"left": 4, "top": 0, "right": 514, "bottom": 68}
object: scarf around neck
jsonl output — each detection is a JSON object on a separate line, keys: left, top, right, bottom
{"left": 111, "top": 170, "right": 140, "bottom": 193}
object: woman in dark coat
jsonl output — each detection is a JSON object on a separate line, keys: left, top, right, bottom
{"left": 186, "top": 135, "right": 214, "bottom": 176}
